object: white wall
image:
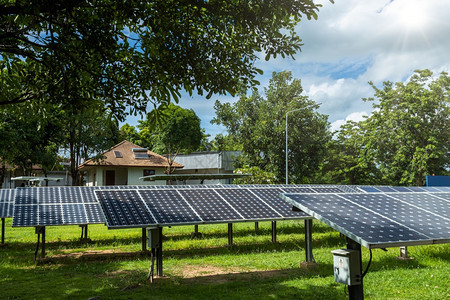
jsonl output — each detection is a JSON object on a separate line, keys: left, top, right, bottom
{"left": 127, "top": 168, "right": 166, "bottom": 185}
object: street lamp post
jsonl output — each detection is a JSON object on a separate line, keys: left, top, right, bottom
{"left": 285, "top": 108, "right": 304, "bottom": 185}
{"left": 285, "top": 104, "right": 320, "bottom": 184}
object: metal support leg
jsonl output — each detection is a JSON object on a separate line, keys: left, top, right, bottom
{"left": 194, "top": 225, "right": 199, "bottom": 234}
{"left": 80, "top": 225, "right": 90, "bottom": 243}
{"left": 346, "top": 238, "right": 364, "bottom": 300}
{"left": 156, "top": 227, "right": 163, "bottom": 277}
{"left": 398, "top": 246, "right": 412, "bottom": 259}
{"left": 255, "top": 222, "right": 259, "bottom": 232}
{"left": 142, "top": 228, "right": 147, "bottom": 252}
{"left": 305, "top": 219, "right": 315, "bottom": 263}
{"left": 1, "top": 218, "right": 5, "bottom": 244}
{"left": 228, "top": 223, "right": 233, "bottom": 246}
{"left": 271, "top": 221, "right": 277, "bottom": 243}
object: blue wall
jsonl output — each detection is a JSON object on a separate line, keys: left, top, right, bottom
{"left": 426, "top": 175, "right": 450, "bottom": 186}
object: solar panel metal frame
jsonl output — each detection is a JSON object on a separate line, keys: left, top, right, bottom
{"left": 281, "top": 192, "right": 450, "bottom": 249}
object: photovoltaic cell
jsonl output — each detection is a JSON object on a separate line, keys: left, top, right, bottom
{"left": 282, "top": 192, "right": 450, "bottom": 248}
{"left": 342, "top": 194, "right": 449, "bottom": 240}
{"left": 139, "top": 189, "right": 201, "bottom": 225}
{"left": 95, "top": 190, "right": 155, "bottom": 227}
{"left": 13, "top": 187, "right": 106, "bottom": 227}
{"left": 282, "top": 193, "right": 431, "bottom": 248}
{"left": 390, "top": 193, "right": 450, "bottom": 219}
{"left": 215, "top": 188, "right": 281, "bottom": 219}
{"left": 178, "top": 189, "right": 243, "bottom": 222}
{"left": 0, "top": 189, "right": 15, "bottom": 218}
{"left": 249, "top": 188, "right": 308, "bottom": 218}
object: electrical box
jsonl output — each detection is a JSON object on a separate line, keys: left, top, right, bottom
{"left": 331, "top": 249, "right": 362, "bottom": 285}
{"left": 147, "top": 228, "right": 160, "bottom": 249}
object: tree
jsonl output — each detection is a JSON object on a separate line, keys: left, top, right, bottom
{"left": 0, "top": 101, "right": 62, "bottom": 177}
{"left": 212, "top": 71, "right": 331, "bottom": 183}
{"left": 361, "top": 69, "right": 449, "bottom": 186}
{"left": 318, "top": 121, "right": 382, "bottom": 185}
{"left": 233, "top": 165, "right": 278, "bottom": 184}
{"left": 139, "top": 104, "right": 203, "bottom": 173}
{"left": 1, "top": 1, "right": 328, "bottom": 120}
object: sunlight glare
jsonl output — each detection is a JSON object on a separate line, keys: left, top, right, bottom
{"left": 397, "top": 4, "right": 428, "bottom": 29}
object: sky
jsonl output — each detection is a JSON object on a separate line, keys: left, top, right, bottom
{"left": 125, "top": 0, "right": 450, "bottom": 138}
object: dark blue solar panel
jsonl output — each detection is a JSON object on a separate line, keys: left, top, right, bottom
{"left": 375, "top": 186, "right": 397, "bottom": 192}
{"left": 178, "top": 189, "right": 243, "bottom": 222}
{"left": 282, "top": 193, "right": 431, "bottom": 248}
{"left": 0, "top": 189, "right": 15, "bottom": 218}
{"left": 390, "top": 193, "right": 450, "bottom": 219}
{"left": 281, "top": 187, "right": 316, "bottom": 193}
{"left": 390, "top": 186, "right": 412, "bottom": 192}
{"left": 62, "top": 204, "right": 87, "bottom": 224}
{"left": 39, "top": 205, "right": 63, "bottom": 225}
{"left": 139, "top": 190, "right": 201, "bottom": 224}
{"left": 95, "top": 190, "right": 155, "bottom": 227}
{"left": 341, "top": 194, "right": 449, "bottom": 240}
{"left": 214, "top": 188, "right": 281, "bottom": 219}
{"left": 249, "top": 188, "right": 308, "bottom": 218}
{"left": 358, "top": 186, "right": 381, "bottom": 193}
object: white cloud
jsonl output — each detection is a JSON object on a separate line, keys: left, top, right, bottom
{"left": 124, "top": 0, "right": 450, "bottom": 139}
{"left": 330, "top": 111, "right": 369, "bottom": 133}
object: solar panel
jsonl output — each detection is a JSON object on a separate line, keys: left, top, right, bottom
{"left": 281, "top": 192, "right": 450, "bottom": 249}
{"left": 177, "top": 189, "right": 243, "bottom": 222}
{"left": 95, "top": 189, "right": 155, "bottom": 227}
{"left": 12, "top": 187, "right": 106, "bottom": 227}
{"left": 0, "top": 189, "right": 15, "bottom": 218}
{"left": 249, "top": 188, "right": 309, "bottom": 218}
{"left": 215, "top": 188, "right": 281, "bottom": 219}
{"left": 139, "top": 189, "right": 202, "bottom": 225}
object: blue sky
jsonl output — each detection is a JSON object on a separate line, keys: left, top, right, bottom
{"left": 125, "top": 0, "right": 450, "bottom": 138}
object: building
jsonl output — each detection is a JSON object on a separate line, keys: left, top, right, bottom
{"left": 171, "top": 151, "right": 242, "bottom": 185}
{"left": 78, "top": 140, "right": 183, "bottom": 186}
{"left": 1, "top": 162, "right": 70, "bottom": 188}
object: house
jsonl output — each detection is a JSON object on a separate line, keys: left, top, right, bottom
{"left": 170, "top": 151, "right": 242, "bottom": 185}
{"left": 78, "top": 140, "right": 183, "bottom": 186}
{"left": 1, "top": 161, "right": 71, "bottom": 188}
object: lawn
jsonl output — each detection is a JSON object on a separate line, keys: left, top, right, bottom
{"left": 0, "top": 219, "right": 448, "bottom": 299}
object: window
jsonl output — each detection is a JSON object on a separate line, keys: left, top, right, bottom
{"left": 114, "top": 150, "right": 123, "bottom": 158}
{"left": 132, "top": 148, "right": 149, "bottom": 159}
{"left": 143, "top": 169, "right": 155, "bottom": 177}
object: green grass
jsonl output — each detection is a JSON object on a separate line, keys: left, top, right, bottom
{"left": 1, "top": 219, "right": 449, "bottom": 299}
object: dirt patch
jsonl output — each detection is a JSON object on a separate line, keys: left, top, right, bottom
{"left": 48, "top": 250, "right": 147, "bottom": 261}
{"left": 176, "top": 265, "right": 245, "bottom": 278}
{"left": 171, "top": 265, "right": 306, "bottom": 285}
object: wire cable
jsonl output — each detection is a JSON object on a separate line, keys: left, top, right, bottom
{"left": 362, "top": 248, "right": 372, "bottom": 278}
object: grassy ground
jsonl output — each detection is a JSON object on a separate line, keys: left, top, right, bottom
{"left": 0, "top": 219, "right": 448, "bottom": 299}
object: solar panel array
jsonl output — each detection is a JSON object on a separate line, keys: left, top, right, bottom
{"left": 281, "top": 191, "right": 450, "bottom": 249}
{"left": 11, "top": 184, "right": 449, "bottom": 230}
{"left": 0, "top": 189, "right": 15, "bottom": 218}
{"left": 94, "top": 186, "right": 359, "bottom": 228}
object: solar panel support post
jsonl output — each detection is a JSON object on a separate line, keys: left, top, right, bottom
{"left": 305, "top": 219, "right": 315, "bottom": 263}
{"left": 271, "top": 221, "right": 277, "bottom": 243}
{"left": 399, "top": 246, "right": 410, "bottom": 259}
{"left": 228, "top": 223, "right": 233, "bottom": 246}
{"left": 79, "top": 225, "right": 90, "bottom": 243}
{"left": 255, "top": 222, "right": 259, "bottom": 232}
{"left": 142, "top": 228, "right": 147, "bottom": 252}
{"left": 156, "top": 227, "right": 163, "bottom": 277}
{"left": 34, "top": 226, "right": 46, "bottom": 260}
{"left": 346, "top": 237, "right": 364, "bottom": 300}
{"left": 1, "top": 218, "right": 5, "bottom": 245}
